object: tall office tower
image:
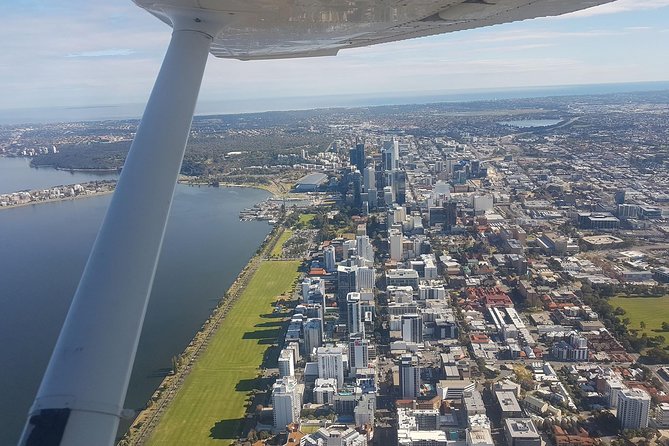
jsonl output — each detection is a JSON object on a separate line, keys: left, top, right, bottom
{"left": 342, "top": 239, "right": 357, "bottom": 260}
{"left": 347, "top": 292, "right": 364, "bottom": 336}
{"left": 356, "top": 236, "right": 374, "bottom": 263}
{"left": 337, "top": 265, "right": 358, "bottom": 302}
{"left": 304, "top": 318, "right": 324, "bottom": 360}
{"left": 471, "top": 159, "right": 481, "bottom": 177}
{"left": 278, "top": 349, "right": 295, "bottom": 377}
{"left": 356, "top": 266, "right": 375, "bottom": 291}
{"left": 324, "top": 245, "right": 336, "bottom": 272}
{"left": 366, "top": 187, "right": 377, "bottom": 210}
{"left": 350, "top": 142, "right": 365, "bottom": 172}
{"left": 389, "top": 228, "right": 403, "bottom": 261}
{"left": 399, "top": 354, "right": 421, "bottom": 399}
{"left": 444, "top": 201, "right": 458, "bottom": 230}
{"left": 617, "top": 388, "right": 651, "bottom": 429}
{"left": 383, "top": 186, "right": 394, "bottom": 206}
{"left": 401, "top": 313, "right": 423, "bottom": 343}
{"left": 363, "top": 165, "right": 376, "bottom": 192}
{"left": 382, "top": 140, "right": 395, "bottom": 171}
{"left": 351, "top": 170, "right": 362, "bottom": 207}
{"left": 445, "top": 157, "right": 456, "bottom": 177}
{"left": 272, "top": 376, "right": 301, "bottom": 430}
{"left": 393, "top": 170, "right": 406, "bottom": 205}
{"left": 348, "top": 334, "right": 369, "bottom": 374}
{"left": 317, "top": 346, "right": 345, "bottom": 388}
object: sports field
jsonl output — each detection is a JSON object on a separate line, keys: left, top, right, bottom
{"left": 609, "top": 295, "right": 669, "bottom": 347}
{"left": 146, "top": 260, "right": 301, "bottom": 445}
{"left": 270, "top": 229, "right": 293, "bottom": 257}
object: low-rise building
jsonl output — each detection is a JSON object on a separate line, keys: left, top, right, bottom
{"left": 504, "top": 419, "right": 541, "bottom": 446}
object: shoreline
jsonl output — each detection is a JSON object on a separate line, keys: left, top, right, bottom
{"left": 0, "top": 189, "right": 115, "bottom": 211}
{"left": 1, "top": 181, "right": 280, "bottom": 211}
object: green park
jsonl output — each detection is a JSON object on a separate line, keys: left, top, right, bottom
{"left": 146, "top": 259, "right": 301, "bottom": 445}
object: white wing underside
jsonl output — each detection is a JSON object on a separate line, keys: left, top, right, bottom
{"left": 133, "top": 0, "right": 614, "bottom": 60}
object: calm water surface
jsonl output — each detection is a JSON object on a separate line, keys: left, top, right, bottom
{"left": 0, "top": 156, "right": 117, "bottom": 194}
{"left": 498, "top": 119, "right": 563, "bottom": 128}
{"left": 0, "top": 157, "right": 272, "bottom": 444}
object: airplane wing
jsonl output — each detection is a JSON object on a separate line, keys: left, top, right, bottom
{"left": 134, "top": 0, "right": 614, "bottom": 60}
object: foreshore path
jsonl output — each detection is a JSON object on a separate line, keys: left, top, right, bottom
{"left": 119, "top": 224, "right": 298, "bottom": 445}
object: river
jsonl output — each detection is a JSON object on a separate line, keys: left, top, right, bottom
{"left": 0, "top": 157, "right": 272, "bottom": 444}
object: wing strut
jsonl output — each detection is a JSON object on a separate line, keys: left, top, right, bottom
{"left": 19, "top": 25, "right": 212, "bottom": 446}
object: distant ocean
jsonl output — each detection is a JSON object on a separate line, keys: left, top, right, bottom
{"left": 1, "top": 81, "right": 668, "bottom": 126}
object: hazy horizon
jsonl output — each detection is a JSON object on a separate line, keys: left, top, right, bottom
{"left": 1, "top": 80, "right": 668, "bottom": 126}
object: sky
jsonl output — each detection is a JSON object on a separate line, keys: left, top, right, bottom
{"left": 1, "top": 0, "right": 669, "bottom": 116}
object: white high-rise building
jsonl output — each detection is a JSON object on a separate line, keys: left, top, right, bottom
{"left": 302, "top": 277, "right": 325, "bottom": 302}
{"left": 278, "top": 349, "right": 295, "bottom": 377}
{"left": 342, "top": 239, "right": 357, "bottom": 259}
{"left": 617, "top": 388, "right": 651, "bottom": 429}
{"left": 304, "top": 318, "right": 323, "bottom": 360}
{"left": 347, "top": 292, "right": 364, "bottom": 336}
{"left": 313, "top": 378, "right": 338, "bottom": 404}
{"left": 384, "top": 186, "right": 394, "bottom": 206}
{"left": 272, "top": 376, "right": 301, "bottom": 431}
{"left": 356, "top": 266, "right": 375, "bottom": 291}
{"left": 399, "top": 354, "right": 420, "bottom": 399}
{"left": 389, "top": 228, "right": 403, "bottom": 261}
{"left": 363, "top": 165, "right": 376, "bottom": 191}
{"left": 356, "top": 235, "right": 374, "bottom": 263}
{"left": 317, "top": 346, "right": 345, "bottom": 389}
{"left": 401, "top": 314, "right": 423, "bottom": 344}
{"left": 324, "top": 245, "right": 336, "bottom": 272}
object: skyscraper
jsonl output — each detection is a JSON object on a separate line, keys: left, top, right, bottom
{"left": 389, "top": 228, "right": 403, "bottom": 262}
{"left": 356, "top": 235, "right": 374, "bottom": 263}
{"left": 363, "top": 165, "right": 376, "bottom": 192}
{"left": 401, "top": 313, "right": 423, "bottom": 344}
{"left": 304, "top": 318, "right": 324, "bottom": 360}
{"left": 347, "top": 292, "right": 364, "bottom": 336}
{"left": 356, "top": 266, "right": 375, "bottom": 291}
{"left": 317, "top": 346, "right": 345, "bottom": 389}
{"left": 324, "top": 245, "right": 336, "bottom": 272}
{"left": 337, "top": 265, "right": 358, "bottom": 302}
{"left": 278, "top": 349, "right": 295, "bottom": 378}
{"left": 349, "top": 142, "right": 365, "bottom": 173}
{"left": 272, "top": 376, "right": 301, "bottom": 430}
{"left": 399, "top": 354, "right": 420, "bottom": 399}
{"left": 348, "top": 334, "right": 369, "bottom": 374}
{"left": 617, "top": 388, "right": 651, "bottom": 429}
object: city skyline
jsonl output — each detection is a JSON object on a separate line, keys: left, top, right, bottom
{"left": 2, "top": 0, "right": 669, "bottom": 116}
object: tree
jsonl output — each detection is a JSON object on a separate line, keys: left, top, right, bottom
{"left": 640, "top": 321, "right": 646, "bottom": 330}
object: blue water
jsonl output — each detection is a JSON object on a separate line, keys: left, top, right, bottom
{"left": 0, "top": 158, "right": 272, "bottom": 444}
{"left": 0, "top": 156, "right": 117, "bottom": 194}
{"left": 498, "top": 119, "right": 563, "bottom": 128}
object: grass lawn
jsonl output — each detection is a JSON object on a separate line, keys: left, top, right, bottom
{"left": 270, "top": 229, "right": 293, "bottom": 258}
{"left": 609, "top": 295, "right": 669, "bottom": 347}
{"left": 298, "top": 213, "right": 315, "bottom": 227}
{"left": 146, "top": 260, "right": 301, "bottom": 446}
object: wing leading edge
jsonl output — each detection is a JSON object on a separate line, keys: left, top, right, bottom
{"left": 134, "top": 0, "right": 615, "bottom": 60}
